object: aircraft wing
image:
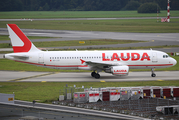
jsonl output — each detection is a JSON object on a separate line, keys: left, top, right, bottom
{"left": 80, "top": 59, "right": 128, "bottom": 69}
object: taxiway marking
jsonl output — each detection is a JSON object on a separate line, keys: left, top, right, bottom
{"left": 8, "top": 72, "right": 58, "bottom": 82}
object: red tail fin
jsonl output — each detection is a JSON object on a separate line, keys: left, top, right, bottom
{"left": 7, "top": 24, "right": 40, "bottom": 53}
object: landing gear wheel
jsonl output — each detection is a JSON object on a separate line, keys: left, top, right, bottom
{"left": 91, "top": 71, "right": 96, "bottom": 77}
{"left": 151, "top": 73, "right": 156, "bottom": 77}
{"left": 94, "top": 73, "right": 100, "bottom": 79}
{"left": 151, "top": 68, "right": 156, "bottom": 77}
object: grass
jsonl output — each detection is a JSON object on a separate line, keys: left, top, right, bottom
{"left": 0, "top": 11, "right": 179, "bottom": 19}
{"left": 0, "top": 54, "right": 178, "bottom": 72}
{"left": 0, "top": 81, "right": 179, "bottom": 103}
{"left": 0, "top": 39, "right": 144, "bottom": 48}
{"left": 0, "top": 59, "right": 62, "bottom": 72}
{"left": 0, "top": 35, "right": 59, "bottom": 41}
{"left": 0, "top": 19, "right": 179, "bottom": 33}
{"left": 0, "top": 35, "right": 10, "bottom": 41}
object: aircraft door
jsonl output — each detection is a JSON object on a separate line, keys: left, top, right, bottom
{"left": 38, "top": 53, "right": 44, "bottom": 63}
{"left": 152, "top": 52, "right": 158, "bottom": 62}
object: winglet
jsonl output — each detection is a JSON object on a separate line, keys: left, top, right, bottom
{"left": 7, "top": 24, "right": 40, "bottom": 53}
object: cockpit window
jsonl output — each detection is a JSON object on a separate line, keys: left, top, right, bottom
{"left": 163, "top": 55, "right": 169, "bottom": 58}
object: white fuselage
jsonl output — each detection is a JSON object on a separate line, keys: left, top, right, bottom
{"left": 5, "top": 50, "right": 176, "bottom": 71}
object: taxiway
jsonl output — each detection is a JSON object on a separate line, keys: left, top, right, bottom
{"left": 1, "top": 28, "right": 179, "bottom": 42}
{"left": 0, "top": 71, "right": 179, "bottom": 82}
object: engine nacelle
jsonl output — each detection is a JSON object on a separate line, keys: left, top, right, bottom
{"left": 111, "top": 66, "right": 129, "bottom": 76}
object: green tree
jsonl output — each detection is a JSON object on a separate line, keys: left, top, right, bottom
{"left": 0, "top": 0, "right": 23, "bottom": 11}
{"left": 38, "top": 6, "right": 43, "bottom": 11}
{"left": 171, "top": 0, "right": 179, "bottom": 10}
{"left": 43, "top": 3, "right": 50, "bottom": 11}
{"left": 2, "top": 0, "right": 178, "bottom": 11}
{"left": 138, "top": 2, "right": 161, "bottom": 13}
{"left": 122, "top": 0, "right": 141, "bottom": 10}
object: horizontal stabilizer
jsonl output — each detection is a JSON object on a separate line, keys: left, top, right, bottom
{"left": 10, "top": 55, "right": 29, "bottom": 60}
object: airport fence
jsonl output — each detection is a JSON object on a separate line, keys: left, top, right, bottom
{"left": 58, "top": 97, "right": 179, "bottom": 119}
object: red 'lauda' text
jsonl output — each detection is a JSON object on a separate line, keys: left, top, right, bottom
{"left": 102, "top": 53, "right": 150, "bottom": 61}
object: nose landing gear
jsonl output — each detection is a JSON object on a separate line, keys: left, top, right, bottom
{"left": 151, "top": 68, "right": 156, "bottom": 77}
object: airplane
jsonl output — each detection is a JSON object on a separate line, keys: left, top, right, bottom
{"left": 4, "top": 24, "right": 177, "bottom": 79}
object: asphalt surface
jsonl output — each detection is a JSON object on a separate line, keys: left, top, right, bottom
{"left": 0, "top": 100, "right": 148, "bottom": 120}
{"left": 1, "top": 71, "right": 179, "bottom": 82}
{"left": 1, "top": 28, "right": 179, "bottom": 42}
{"left": 1, "top": 103, "right": 114, "bottom": 120}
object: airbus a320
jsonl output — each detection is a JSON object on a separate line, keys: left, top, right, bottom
{"left": 4, "top": 24, "right": 177, "bottom": 79}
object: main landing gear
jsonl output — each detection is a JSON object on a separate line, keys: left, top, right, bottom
{"left": 151, "top": 68, "right": 156, "bottom": 77}
{"left": 91, "top": 71, "right": 100, "bottom": 79}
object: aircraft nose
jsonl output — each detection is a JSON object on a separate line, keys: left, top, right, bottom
{"left": 172, "top": 58, "right": 177, "bottom": 66}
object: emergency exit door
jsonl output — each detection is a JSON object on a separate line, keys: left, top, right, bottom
{"left": 38, "top": 53, "right": 44, "bottom": 63}
{"left": 152, "top": 52, "right": 158, "bottom": 62}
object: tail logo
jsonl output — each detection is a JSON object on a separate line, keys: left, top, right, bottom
{"left": 7, "top": 24, "right": 32, "bottom": 53}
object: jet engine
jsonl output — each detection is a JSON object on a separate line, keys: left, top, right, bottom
{"left": 111, "top": 66, "right": 129, "bottom": 76}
